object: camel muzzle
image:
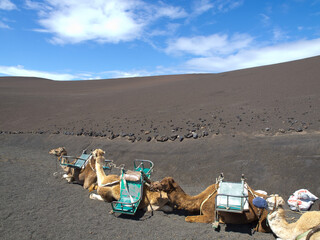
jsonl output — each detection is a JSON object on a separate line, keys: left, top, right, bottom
{"left": 150, "top": 181, "right": 162, "bottom": 191}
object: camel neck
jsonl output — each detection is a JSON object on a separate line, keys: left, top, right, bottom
{"left": 95, "top": 157, "right": 107, "bottom": 186}
{"left": 268, "top": 207, "right": 297, "bottom": 238}
{"left": 168, "top": 184, "right": 210, "bottom": 212}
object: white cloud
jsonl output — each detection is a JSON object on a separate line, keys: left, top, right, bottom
{"left": 0, "top": 20, "right": 9, "bottom": 28}
{"left": 154, "top": 4, "right": 187, "bottom": 19}
{"left": 184, "top": 38, "right": 320, "bottom": 72}
{"left": 0, "top": 0, "right": 16, "bottom": 10}
{"left": 260, "top": 13, "right": 270, "bottom": 26}
{"left": 0, "top": 65, "right": 160, "bottom": 80}
{"left": 166, "top": 33, "right": 254, "bottom": 56}
{"left": 27, "top": 0, "right": 186, "bottom": 44}
{"left": 100, "top": 69, "right": 152, "bottom": 79}
{"left": 272, "top": 27, "right": 288, "bottom": 42}
{"left": 213, "top": 0, "right": 243, "bottom": 13}
{"left": 193, "top": 0, "right": 214, "bottom": 15}
{"left": 191, "top": 0, "right": 243, "bottom": 17}
{"left": 0, "top": 65, "right": 76, "bottom": 80}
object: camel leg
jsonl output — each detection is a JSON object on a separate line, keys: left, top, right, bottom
{"left": 147, "top": 205, "right": 160, "bottom": 211}
{"left": 147, "top": 197, "right": 173, "bottom": 212}
{"left": 83, "top": 176, "right": 97, "bottom": 189}
{"left": 62, "top": 173, "right": 74, "bottom": 183}
{"left": 89, "top": 193, "right": 104, "bottom": 201}
{"left": 160, "top": 205, "right": 173, "bottom": 212}
{"left": 185, "top": 214, "right": 215, "bottom": 223}
{"left": 254, "top": 210, "right": 270, "bottom": 233}
{"left": 146, "top": 204, "right": 173, "bottom": 212}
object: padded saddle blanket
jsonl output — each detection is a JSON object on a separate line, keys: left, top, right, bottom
{"left": 216, "top": 182, "right": 249, "bottom": 211}
{"left": 123, "top": 170, "right": 142, "bottom": 182}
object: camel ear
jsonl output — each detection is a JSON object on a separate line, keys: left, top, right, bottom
{"left": 169, "top": 178, "right": 178, "bottom": 188}
{"left": 278, "top": 197, "right": 285, "bottom": 206}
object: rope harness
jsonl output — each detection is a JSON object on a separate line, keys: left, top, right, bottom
{"left": 200, "top": 186, "right": 217, "bottom": 215}
{"left": 100, "top": 180, "right": 120, "bottom": 187}
{"left": 199, "top": 174, "right": 225, "bottom": 215}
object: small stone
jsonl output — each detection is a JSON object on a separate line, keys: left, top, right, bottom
{"left": 296, "top": 128, "right": 303, "bottom": 132}
{"left": 146, "top": 136, "right": 152, "bottom": 142}
{"left": 265, "top": 128, "right": 270, "bottom": 132}
{"left": 279, "top": 129, "right": 285, "bottom": 133}
{"left": 192, "top": 132, "right": 198, "bottom": 139}
{"left": 185, "top": 133, "right": 193, "bottom": 138}
{"left": 156, "top": 135, "right": 168, "bottom": 142}
{"left": 128, "top": 136, "right": 136, "bottom": 143}
{"left": 202, "top": 131, "right": 209, "bottom": 137}
{"left": 179, "top": 136, "right": 184, "bottom": 142}
{"left": 169, "top": 134, "right": 178, "bottom": 141}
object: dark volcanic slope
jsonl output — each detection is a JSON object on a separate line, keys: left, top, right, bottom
{"left": 1, "top": 56, "right": 320, "bottom": 141}
{"left": 1, "top": 57, "right": 320, "bottom": 240}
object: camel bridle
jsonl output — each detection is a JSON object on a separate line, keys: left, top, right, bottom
{"left": 269, "top": 195, "right": 279, "bottom": 214}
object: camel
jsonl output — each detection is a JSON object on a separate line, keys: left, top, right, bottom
{"left": 49, "top": 147, "right": 98, "bottom": 189}
{"left": 49, "top": 147, "right": 70, "bottom": 175}
{"left": 89, "top": 149, "right": 172, "bottom": 212}
{"left": 151, "top": 176, "right": 270, "bottom": 232}
{"left": 266, "top": 195, "right": 320, "bottom": 240}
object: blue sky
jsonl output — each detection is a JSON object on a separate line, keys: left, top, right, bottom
{"left": 1, "top": 0, "right": 320, "bottom": 80}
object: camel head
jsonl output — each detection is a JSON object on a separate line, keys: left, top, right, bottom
{"left": 151, "top": 177, "right": 177, "bottom": 192}
{"left": 266, "top": 194, "right": 285, "bottom": 211}
{"left": 49, "top": 147, "right": 67, "bottom": 156}
{"left": 92, "top": 149, "right": 105, "bottom": 158}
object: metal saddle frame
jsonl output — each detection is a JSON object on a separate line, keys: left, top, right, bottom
{"left": 213, "top": 174, "right": 249, "bottom": 228}
{"left": 60, "top": 150, "right": 112, "bottom": 170}
{"left": 111, "top": 159, "right": 154, "bottom": 215}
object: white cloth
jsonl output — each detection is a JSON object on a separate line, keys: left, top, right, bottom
{"left": 287, "top": 189, "right": 318, "bottom": 211}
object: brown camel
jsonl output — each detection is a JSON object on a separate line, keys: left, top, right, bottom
{"left": 151, "top": 177, "right": 270, "bottom": 232}
{"left": 49, "top": 147, "right": 98, "bottom": 189}
{"left": 89, "top": 149, "right": 172, "bottom": 212}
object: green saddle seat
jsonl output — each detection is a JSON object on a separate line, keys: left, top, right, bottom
{"left": 60, "top": 152, "right": 92, "bottom": 169}
{"left": 134, "top": 159, "right": 154, "bottom": 179}
{"left": 111, "top": 170, "right": 143, "bottom": 215}
{"left": 111, "top": 160, "right": 154, "bottom": 215}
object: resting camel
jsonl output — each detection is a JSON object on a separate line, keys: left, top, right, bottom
{"left": 266, "top": 195, "right": 320, "bottom": 240}
{"left": 151, "top": 177, "right": 270, "bottom": 232}
{"left": 49, "top": 147, "right": 98, "bottom": 189}
{"left": 89, "top": 149, "right": 172, "bottom": 212}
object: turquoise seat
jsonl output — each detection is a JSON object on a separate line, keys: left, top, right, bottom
{"left": 60, "top": 151, "right": 92, "bottom": 169}
{"left": 216, "top": 181, "right": 248, "bottom": 212}
{"left": 134, "top": 159, "right": 154, "bottom": 179}
{"left": 103, "top": 159, "right": 113, "bottom": 170}
{"left": 212, "top": 174, "right": 249, "bottom": 229}
{"left": 111, "top": 160, "right": 154, "bottom": 215}
{"left": 111, "top": 170, "right": 143, "bottom": 215}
